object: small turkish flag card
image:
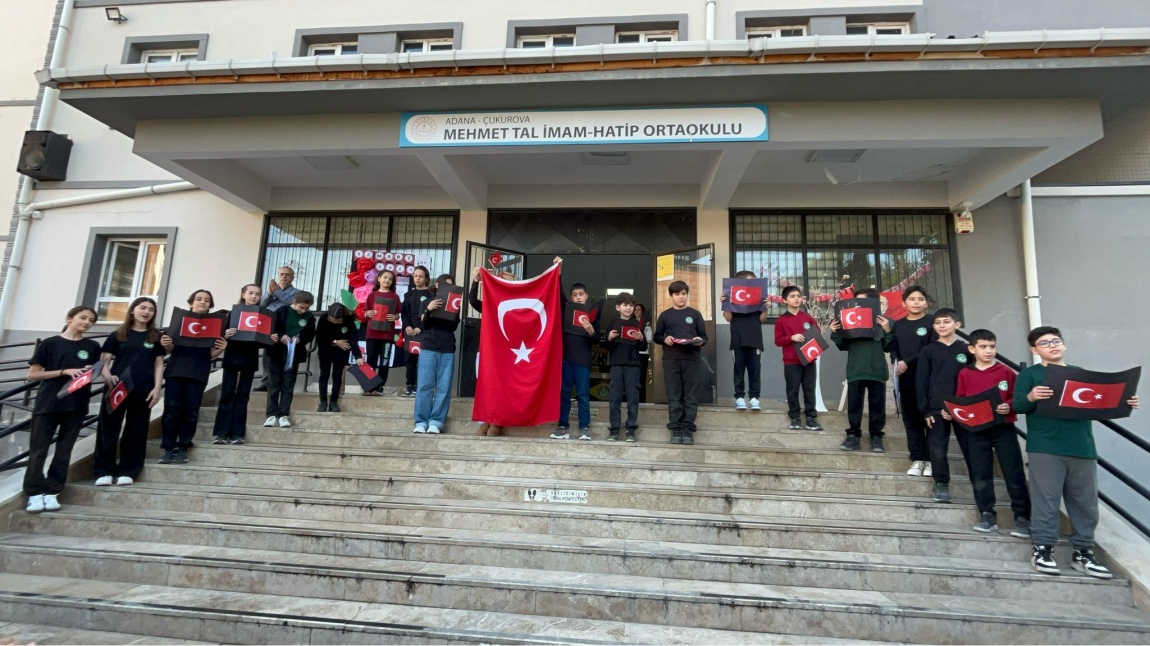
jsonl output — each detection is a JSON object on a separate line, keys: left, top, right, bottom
{"left": 57, "top": 359, "right": 105, "bottom": 399}
{"left": 167, "top": 308, "right": 226, "bottom": 348}
{"left": 881, "top": 290, "right": 907, "bottom": 321}
{"left": 1037, "top": 365, "right": 1141, "bottom": 421}
{"left": 429, "top": 285, "right": 466, "bottom": 322}
{"left": 611, "top": 319, "right": 645, "bottom": 345}
{"left": 368, "top": 294, "right": 400, "bottom": 331}
{"left": 347, "top": 363, "right": 384, "bottom": 392}
{"left": 794, "top": 331, "right": 829, "bottom": 366}
{"left": 944, "top": 388, "right": 1003, "bottom": 433}
{"left": 228, "top": 306, "right": 275, "bottom": 345}
{"left": 406, "top": 336, "right": 422, "bottom": 355}
{"left": 834, "top": 298, "right": 882, "bottom": 339}
{"left": 106, "top": 372, "right": 135, "bottom": 412}
{"left": 722, "top": 278, "right": 769, "bottom": 314}
{"left": 565, "top": 303, "right": 596, "bottom": 334}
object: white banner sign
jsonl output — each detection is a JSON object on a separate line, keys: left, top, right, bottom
{"left": 401, "top": 105, "right": 768, "bottom": 147}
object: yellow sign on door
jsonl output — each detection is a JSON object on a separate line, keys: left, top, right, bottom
{"left": 656, "top": 254, "right": 675, "bottom": 282}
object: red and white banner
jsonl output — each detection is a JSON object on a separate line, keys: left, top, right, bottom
{"left": 473, "top": 263, "right": 563, "bottom": 427}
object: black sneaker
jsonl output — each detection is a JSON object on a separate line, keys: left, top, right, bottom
{"left": 789, "top": 419, "right": 801, "bottom": 430}
{"left": 932, "top": 482, "right": 951, "bottom": 503}
{"left": 973, "top": 511, "right": 998, "bottom": 533}
{"left": 172, "top": 448, "right": 189, "bottom": 464}
{"left": 607, "top": 429, "right": 619, "bottom": 441}
{"left": 212, "top": 437, "right": 226, "bottom": 445}
{"left": 159, "top": 450, "right": 175, "bottom": 464}
{"left": 682, "top": 430, "right": 695, "bottom": 445}
{"left": 329, "top": 401, "right": 341, "bottom": 413}
{"left": 870, "top": 436, "right": 885, "bottom": 453}
{"left": 625, "top": 429, "right": 636, "bottom": 442}
{"left": 1071, "top": 549, "right": 1113, "bottom": 579}
{"left": 404, "top": 386, "right": 415, "bottom": 397}
{"left": 840, "top": 436, "right": 862, "bottom": 451}
{"left": 805, "top": 419, "right": 823, "bottom": 431}
{"left": 317, "top": 401, "right": 329, "bottom": 412}
{"left": 1032, "top": 545, "right": 1060, "bottom": 575}
{"left": 228, "top": 438, "right": 246, "bottom": 445}
{"left": 670, "top": 428, "right": 683, "bottom": 444}
{"left": 1010, "top": 517, "right": 1032, "bottom": 539}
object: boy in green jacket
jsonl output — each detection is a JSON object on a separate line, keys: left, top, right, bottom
{"left": 831, "top": 288, "right": 893, "bottom": 452}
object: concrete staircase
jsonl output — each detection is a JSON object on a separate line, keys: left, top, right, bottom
{"left": 3, "top": 394, "right": 1150, "bottom": 644}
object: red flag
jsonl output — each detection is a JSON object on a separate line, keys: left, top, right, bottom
{"left": 169, "top": 308, "right": 225, "bottom": 348}
{"left": 621, "top": 324, "right": 643, "bottom": 342}
{"left": 1038, "top": 365, "right": 1140, "bottom": 420}
{"left": 840, "top": 306, "right": 873, "bottom": 331}
{"left": 1059, "top": 379, "right": 1127, "bottom": 409}
{"left": 230, "top": 306, "right": 274, "bottom": 345}
{"left": 407, "top": 339, "right": 421, "bottom": 355}
{"left": 474, "top": 262, "right": 563, "bottom": 427}
{"left": 107, "top": 372, "right": 134, "bottom": 412}
{"left": 731, "top": 286, "right": 761, "bottom": 306}
{"left": 945, "top": 399, "right": 996, "bottom": 429}
{"left": 57, "top": 359, "right": 105, "bottom": 399}
{"left": 795, "top": 333, "right": 829, "bottom": 366}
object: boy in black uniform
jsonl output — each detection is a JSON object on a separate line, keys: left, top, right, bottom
{"left": 722, "top": 270, "right": 769, "bottom": 411}
{"left": 653, "top": 280, "right": 708, "bottom": 445}
{"left": 316, "top": 303, "right": 365, "bottom": 412}
{"left": 552, "top": 281, "right": 599, "bottom": 440}
{"left": 265, "top": 291, "right": 316, "bottom": 428}
{"left": 915, "top": 308, "right": 972, "bottom": 503}
{"left": 605, "top": 292, "right": 648, "bottom": 442}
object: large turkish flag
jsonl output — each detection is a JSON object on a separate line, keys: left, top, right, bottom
{"left": 473, "top": 262, "right": 563, "bottom": 427}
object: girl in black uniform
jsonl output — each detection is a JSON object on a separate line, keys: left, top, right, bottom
{"left": 159, "top": 289, "right": 227, "bottom": 464}
{"left": 316, "top": 303, "right": 364, "bottom": 412}
{"left": 400, "top": 266, "right": 432, "bottom": 397}
{"left": 95, "top": 297, "right": 164, "bottom": 486}
{"left": 24, "top": 305, "right": 102, "bottom": 513}
{"left": 214, "top": 284, "right": 274, "bottom": 444}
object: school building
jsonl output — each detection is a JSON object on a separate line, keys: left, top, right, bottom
{"left": 1, "top": 1, "right": 1149, "bottom": 510}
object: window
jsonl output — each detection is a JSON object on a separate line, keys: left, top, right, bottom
{"left": 141, "top": 49, "right": 199, "bottom": 64}
{"left": 517, "top": 34, "right": 576, "bottom": 49}
{"left": 747, "top": 26, "right": 807, "bottom": 39}
{"left": 95, "top": 239, "right": 166, "bottom": 321}
{"left": 846, "top": 23, "right": 910, "bottom": 36}
{"left": 260, "top": 213, "right": 456, "bottom": 311}
{"left": 732, "top": 212, "right": 955, "bottom": 320}
{"left": 616, "top": 31, "right": 678, "bottom": 44}
{"left": 401, "top": 38, "right": 454, "bottom": 53}
{"left": 308, "top": 42, "right": 359, "bottom": 56}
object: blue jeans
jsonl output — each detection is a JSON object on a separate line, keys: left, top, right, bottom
{"left": 415, "top": 349, "right": 454, "bottom": 430}
{"left": 558, "top": 361, "right": 591, "bottom": 430}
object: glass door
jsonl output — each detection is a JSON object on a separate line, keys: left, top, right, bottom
{"left": 459, "top": 241, "right": 526, "bottom": 397}
{"left": 651, "top": 244, "right": 717, "bottom": 405}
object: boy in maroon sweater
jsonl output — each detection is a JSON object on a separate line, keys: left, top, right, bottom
{"left": 942, "top": 329, "right": 1031, "bottom": 536}
{"left": 773, "top": 286, "right": 822, "bottom": 431}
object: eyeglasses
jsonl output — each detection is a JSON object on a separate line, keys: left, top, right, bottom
{"left": 1035, "top": 338, "right": 1064, "bottom": 348}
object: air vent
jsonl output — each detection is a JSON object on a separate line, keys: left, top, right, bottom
{"left": 806, "top": 150, "right": 866, "bottom": 164}
{"left": 581, "top": 152, "right": 630, "bottom": 166}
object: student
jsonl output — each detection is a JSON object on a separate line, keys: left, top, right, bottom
{"left": 634, "top": 303, "right": 652, "bottom": 403}
{"left": 722, "top": 270, "right": 769, "bottom": 411}
{"left": 23, "top": 306, "right": 102, "bottom": 513}
{"left": 552, "top": 279, "right": 599, "bottom": 441}
{"left": 96, "top": 297, "right": 164, "bottom": 483}
{"left": 605, "top": 292, "right": 647, "bottom": 442}
{"left": 214, "top": 284, "right": 271, "bottom": 445}
{"left": 413, "top": 274, "right": 459, "bottom": 434}
{"left": 255, "top": 266, "right": 299, "bottom": 392}
{"left": 830, "top": 288, "right": 893, "bottom": 452}
{"left": 773, "top": 285, "right": 822, "bottom": 430}
{"left": 401, "top": 266, "right": 432, "bottom": 397}
{"left": 1014, "top": 326, "right": 1139, "bottom": 578}
{"left": 159, "top": 290, "right": 227, "bottom": 465}
{"left": 653, "top": 280, "right": 708, "bottom": 445}
{"left": 263, "top": 291, "right": 316, "bottom": 428}
{"left": 468, "top": 266, "right": 503, "bottom": 437}
{"left": 890, "top": 286, "right": 937, "bottom": 477}
{"left": 915, "top": 308, "right": 971, "bottom": 503}
{"left": 943, "top": 328, "right": 1031, "bottom": 536}
{"left": 316, "top": 303, "right": 364, "bottom": 412}
{"left": 361, "top": 269, "right": 398, "bottom": 396}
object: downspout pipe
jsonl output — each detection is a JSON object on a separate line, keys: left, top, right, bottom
{"left": 1020, "top": 179, "right": 1043, "bottom": 362}
{"left": 705, "top": 0, "right": 716, "bottom": 41}
{"left": 0, "top": 182, "right": 198, "bottom": 335}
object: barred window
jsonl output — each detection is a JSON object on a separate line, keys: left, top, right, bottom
{"left": 732, "top": 211, "right": 956, "bottom": 320}
{"left": 260, "top": 213, "right": 456, "bottom": 311}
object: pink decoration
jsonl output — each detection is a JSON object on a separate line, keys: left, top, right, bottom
{"left": 354, "top": 284, "right": 373, "bottom": 303}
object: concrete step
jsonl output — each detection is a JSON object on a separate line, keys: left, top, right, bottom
{"left": 0, "top": 621, "right": 212, "bottom": 645}
{"left": 57, "top": 483, "right": 1034, "bottom": 559}
{"left": 0, "top": 573, "right": 825, "bottom": 645}
{"left": 1, "top": 542, "right": 1146, "bottom": 643}
{"left": 7, "top": 514, "right": 1130, "bottom": 606}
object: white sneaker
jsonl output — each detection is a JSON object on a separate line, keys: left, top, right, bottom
{"left": 25, "top": 495, "right": 44, "bottom": 513}
{"left": 263, "top": 416, "right": 276, "bottom": 427}
{"left": 906, "top": 461, "right": 925, "bottom": 477}
{"left": 278, "top": 416, "right": 291, "bottom": 428}
{"left": 413, "top": 426, "right": 427, "bottom": 434}
{"left": 749, "top": 398, "right": 761, "bottom": 411}
{"left": 735, "top": 398, "right": 747, "bottom": 411}
{"left": 923, "top": 463, "right": 934, "bottom": 478}
{"left": 426, "top": 426, "right": 441, "bottom": 434}
{"left": 550, "top": 429, "right": 570, "bottom": 439}
{"left": 42, "top": 494, "right": 61, "bottom": 512}
{"left": 94, "top": 475, "right": 113, "bottom": 486}
{"left": 115, "top": 476, "right": 134, "bottom": 486}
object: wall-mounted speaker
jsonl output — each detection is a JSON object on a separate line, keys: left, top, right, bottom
{"left": 17, "top": 130, "right": 73, "bottom": 182}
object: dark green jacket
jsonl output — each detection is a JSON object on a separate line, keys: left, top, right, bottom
{"left": 831, "top": 329, "right": 893, "bottom": 383}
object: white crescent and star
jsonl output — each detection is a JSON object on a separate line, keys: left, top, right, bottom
{"left": 449, "top": 295, "right": 463, "bottom": 311}
{"left": 844, "top": 311, "right": 860, "bottom": 326}
{"left": 804, "top": 344, "right": 820, "bottom": 360}
{"left": 112, "top": 390, "right": 126, "bottom": 407}
{"left": 952, "top": 407, "right": 975, "bottom": 421}
{"left": 733, "top": 289, "right": 750, "bottom": 303}
{"left": 496, "top": 298, "right": 548, "bottom": 363}
{"left": 243, "top": 315, "right": 258, "bottom": 329}
{"left": 187, "top": 321, "right": 205, "bottom": 334}
{"left": 1071, "top": 387, "right": 1102, "bottom": 403}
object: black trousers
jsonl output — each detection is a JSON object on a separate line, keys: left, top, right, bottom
{"left": 24, "top": 411, "right": 86, "bottom": 495}
{"left": 847, "top": 379, "right": 885, "bottom": 437}
{"left": 732, "top": 347, "right": 761, "bottom": 399}
{"left": 265, "top": 354, "right": 298, "bottom": 417}
{"left": 213, "top": 367, "right": 254, "bottom": 439}
{"left": 968, "top": 423, "right": 1032, "bottom": 519}
{"left": 405, "top": 350, "right": 419, "bottom": 388}
{"left": 318, "top": 354, "right": 347, "bottom": 402}
{"left": 927, "top": 416, "right": 973, "bottom": 485}
{"left": 95, "top": 390, "right": 151, "bottom": 478}
{"left": 898, "top": 379, "right": 929, "bottom": 461}
{"left": 365, "top": 339, "right": 392, "bottom": 393}
{"left": 609, "top": 365, "right": 641, "bottom": 430}
{"left": 663, "top": 359, "right": 700, "bottom": 432}
{"left": 783, "top": 362, "right": 817, "bottom": 421}
{"left": 638, "top": 353, "right": 650, "bottom": 402}
{"left": 161, "top": 377, "right": 206, "bottom": 450}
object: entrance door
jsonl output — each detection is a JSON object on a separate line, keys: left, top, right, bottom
{"left": 458, "top": 241, "right": 525, "bottom": 397}
{"left": 651, "top": 244, "right": 717, "bottom": 405}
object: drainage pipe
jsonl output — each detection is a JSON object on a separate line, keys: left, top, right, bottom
{"left": 705, "top": 0, "right": 716, "bottom": 40}
{"left": 1019, "top": 179, "right": 1043, "bottom": 361}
